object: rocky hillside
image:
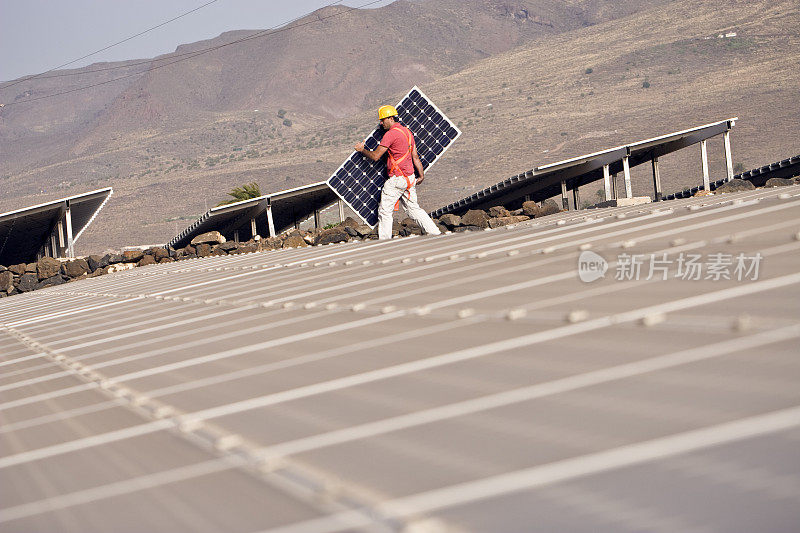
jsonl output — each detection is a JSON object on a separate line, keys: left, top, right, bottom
{"left": 0, "top": 0, "right": 797, "bottom": 254}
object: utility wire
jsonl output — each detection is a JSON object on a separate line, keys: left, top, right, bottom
{"left": 0, "top": 0, "right": 383, "bottom": 106}
{"left": 1, "top": 0, "right": 220, "bottom": 89}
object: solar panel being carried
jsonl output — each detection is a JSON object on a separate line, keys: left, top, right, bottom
{"left": 327, "top": 86, "right": 461, "bottom": 227}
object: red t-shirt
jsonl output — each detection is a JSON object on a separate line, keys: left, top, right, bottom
{"left": 379, "top": 125, "right": 415, "bottom": 177}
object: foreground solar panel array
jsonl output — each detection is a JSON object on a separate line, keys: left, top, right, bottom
{"left": 327, "top": 86, "right": 461, "bottom": 227}
{"left": 1, "top": 186, "right": 799, "bottom": 532}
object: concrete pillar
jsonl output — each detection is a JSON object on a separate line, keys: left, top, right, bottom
{"left": 573, "top": 186, "right": 581, "bottom": 211}
{"left": 701, "top": 139, "right": 710, "bottom": 191}
{"left": 233, "top": 230, "right": 239, "bottom": 243}
{"left": 603, "top": 165, "right": 612, "bottom": 201}
{"left": 266, "top": 205, "right": 276, "bottom": 237}
{"left": 723, "top": 131, "right": 734, "bottom": 181}
{"left": 250, "top": 217, "right": 257, "bottom": 239}
{"left": 560, "top": 180, "right": 569, "bottom": 210}
{"left": 65, "top": 204, "right": 75, "bottom": 258}
{"left": 314, "top": 209, "right": 321, "bottom": 230}
{"left": 50, "top": 233, "right": 59, "bottom": 258}
{"left": 623, "top": 156, "right": 632, "bottom": 198}
{"left": 651, "top": 157, "right": 662, "bottom": 202}
{"left": 338, "top": 199, "right": 345, "bottom": 223}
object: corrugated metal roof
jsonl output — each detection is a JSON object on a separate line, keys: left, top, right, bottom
{"left": 1, "top": 185, "right": 799, "bottom": 532}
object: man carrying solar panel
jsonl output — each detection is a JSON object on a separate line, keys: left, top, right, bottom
{"left": 354, "top": 105, "right": 442, "bottom": 240}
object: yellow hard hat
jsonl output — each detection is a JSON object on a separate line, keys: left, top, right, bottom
{"left": 378, "top": 105, "right": 398, "bottom": 120}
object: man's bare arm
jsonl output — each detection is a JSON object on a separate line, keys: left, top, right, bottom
{"left": 411, "top": 146, "right": 425, "bottom": 184}
{"left": 354, "top": 142, "right": 388, "bottom": 162}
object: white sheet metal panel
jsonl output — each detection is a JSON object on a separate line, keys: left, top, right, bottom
{"left": 1, "top": 186, "right": 799, "bottom": 532}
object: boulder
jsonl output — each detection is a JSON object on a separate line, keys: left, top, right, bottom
{"left": 62, "top": 258, "right": 90, "bottom": 278}
{"left": 342, "top": 216, "right": 360, "bottom": 228}
{"left": 0, "top": 264, "right": 6, "bottom": 272}
{"left": 8, "top": 263, "right": 27, "bottom": 276}
{"left": 488, "top": 215, "right": 531, "bottom": 229}
{"left": 87, "top": 254, "right": 108, "bottom": 271}
{"left": 230, "top": 244, "right": 258, "bottom": 254}
{"left": 344, "top": 226, "right": 359, "bottom": 237}
{"left": 438, "top": 213, "right": 462, "bottom": 228}
{"left": 35, "top": 275, "right": 65, "bottom": 290}
{"left": 539, "top": 199, "right": 561, "bottom": 216}
{"left": 16, "top": 273, "right": 38, "bottom": 292}
{"left": 259, "top": 237, "right": 283, "bottom": 251}
{"left": 0, "top": 271, "right": 13, "bottom": 293}
{"left": 522, "top": 201, "right": 542, "bottom": 218}
{"left": 158, "top": 257, "right": 175, "bottom": 263}
{"left": 106, "top": 253, "right": 125, "bottom": 264}
{"left": 122, "top": 250, "right": 145, "bottom": 263}
{"left": 765, "top": 177, "right": 795, "bottom": 187}
{"left": 137, "top": 255, "right": 157, "bottom": 267}
{"left": 488, "top": 206, "right": 511, "bottom": 218}
{"left": 195, "top": 244, "right": 212, "bottom": 257}
{"left": 37, "top": 257, "right": 61, "bottom": 280}
{"left": 191, "top": 231, "right": 226, "bottom": 245}
{"left": 283, "top": 235, "right": 309, "bottom": 248}
{"left": 461, "top": 209, "right": 490, "bottom": 228}
{"left": 715, "top": 179, "right": 755, "bottom": 193}
{"left": 434, "top": 221, "right": 448, "bottom": 234}
{"left": 108, "top": 263, "right": 137, "bottom": 274}
{"left": 354, "top": 225, "right": 375, "bottom": 237}
{"left": 88, "top": 266, "right": 110, "bottom": 278}
{"left": 694, "top": 190, "right": 714, "bottom": 197}
{"left": 210, "top": 248, "right": 228, "bottom": 256}
{"left": 315, "top": 227, "right": 350, "bottom": 245}
{"left": 25, "top": 263, "right": 37, "bottom": 273}
{"left": 183, "top": 245, "right": 196, "bottom": 256}
{"left": 149, "top": 247, "right": 170, "bottom": 260}
{"left": 400, "top": 218, "right": 423, "bottom": 236}
{"left": 454, "top": 225, "right": 483, "bottom": 232}
{"left": 217, "top": 241, "right": 239, "bottom": 252}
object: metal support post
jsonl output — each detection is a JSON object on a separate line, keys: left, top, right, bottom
{"left": 524, "top": 194, "right": 531, "bottom": 202}
{"left": 611, "top": 173, "right": 618, "bottom": 200}
{"left": 233, "top": 230, "right": 239, "bottom": 243}
{"left": 50, "top": 233, "right": 59, "bottom": 258}
{"left": 603, "top": 165, "right": 612, "bottom": 201}
{"left": 701, "top": 139, "right": 710, "bottom": 190}
{"left": 250, "top": 217, "right": 257, "bottom": 239}
{"left": 560, "top": 180, "right": 569, "bottom": 210}
{"left": 573, "top": 186, "right": 581, "bottom": 210}
{"left": 266, "top": 204, "right": 276, "bottom": 237}
{"left": 314, "top": 209, "right": 321, "bottom": 230}
{"left": 723, "top": 131, "right": 734, "bottom": 181}
{"left": 64, "top": 203, "right": 75, "bottom": 258}
{"left": 651, "top": 157, "right": 662, "bottom": 202}
{"left": 338, "top": 199, "right": 345, "bottom": 223}
{"left": 623, "top": 156, "right": 632, "bottom": 198}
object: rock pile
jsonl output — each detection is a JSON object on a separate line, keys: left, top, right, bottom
{"left": 0, "top": 246, "right": 174, "bottom": 298}
{"left": 1, "top": 201, "right": 564, "bottom": 298}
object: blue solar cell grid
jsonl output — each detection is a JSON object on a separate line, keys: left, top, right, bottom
{"left": 326, "top": 86, "right": 462, "bottom": 227}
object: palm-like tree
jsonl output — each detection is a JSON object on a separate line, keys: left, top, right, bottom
{"left": 216, "top": 182, "right": 262, "bottom": 206}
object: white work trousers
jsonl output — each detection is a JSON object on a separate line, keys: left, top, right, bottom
{"left": 378, "top": 175, "right": 441, "bottom": 240}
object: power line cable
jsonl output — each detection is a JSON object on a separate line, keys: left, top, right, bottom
{"left": 1, "top": 0, "right": 220, "bottom": 89}
{"left": 0, "top": 0, "right": 383, "bottom": 106}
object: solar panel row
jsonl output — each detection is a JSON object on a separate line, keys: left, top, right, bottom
{"left": 327, "top": 86, "right": 461, "bottom": 226}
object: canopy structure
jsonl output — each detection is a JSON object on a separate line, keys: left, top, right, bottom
{"left": 0, "top": 188, "right": 112, "bottom": 266}
{"left": 432, "top": 118, "right": 737, "bottom": 217}
{"left": 169, "top": 181, "right": 341, "bottom": 249}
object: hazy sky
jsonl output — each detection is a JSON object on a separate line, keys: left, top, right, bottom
{"left": 0, "top": 0, "right": 395, "bottom": 82}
